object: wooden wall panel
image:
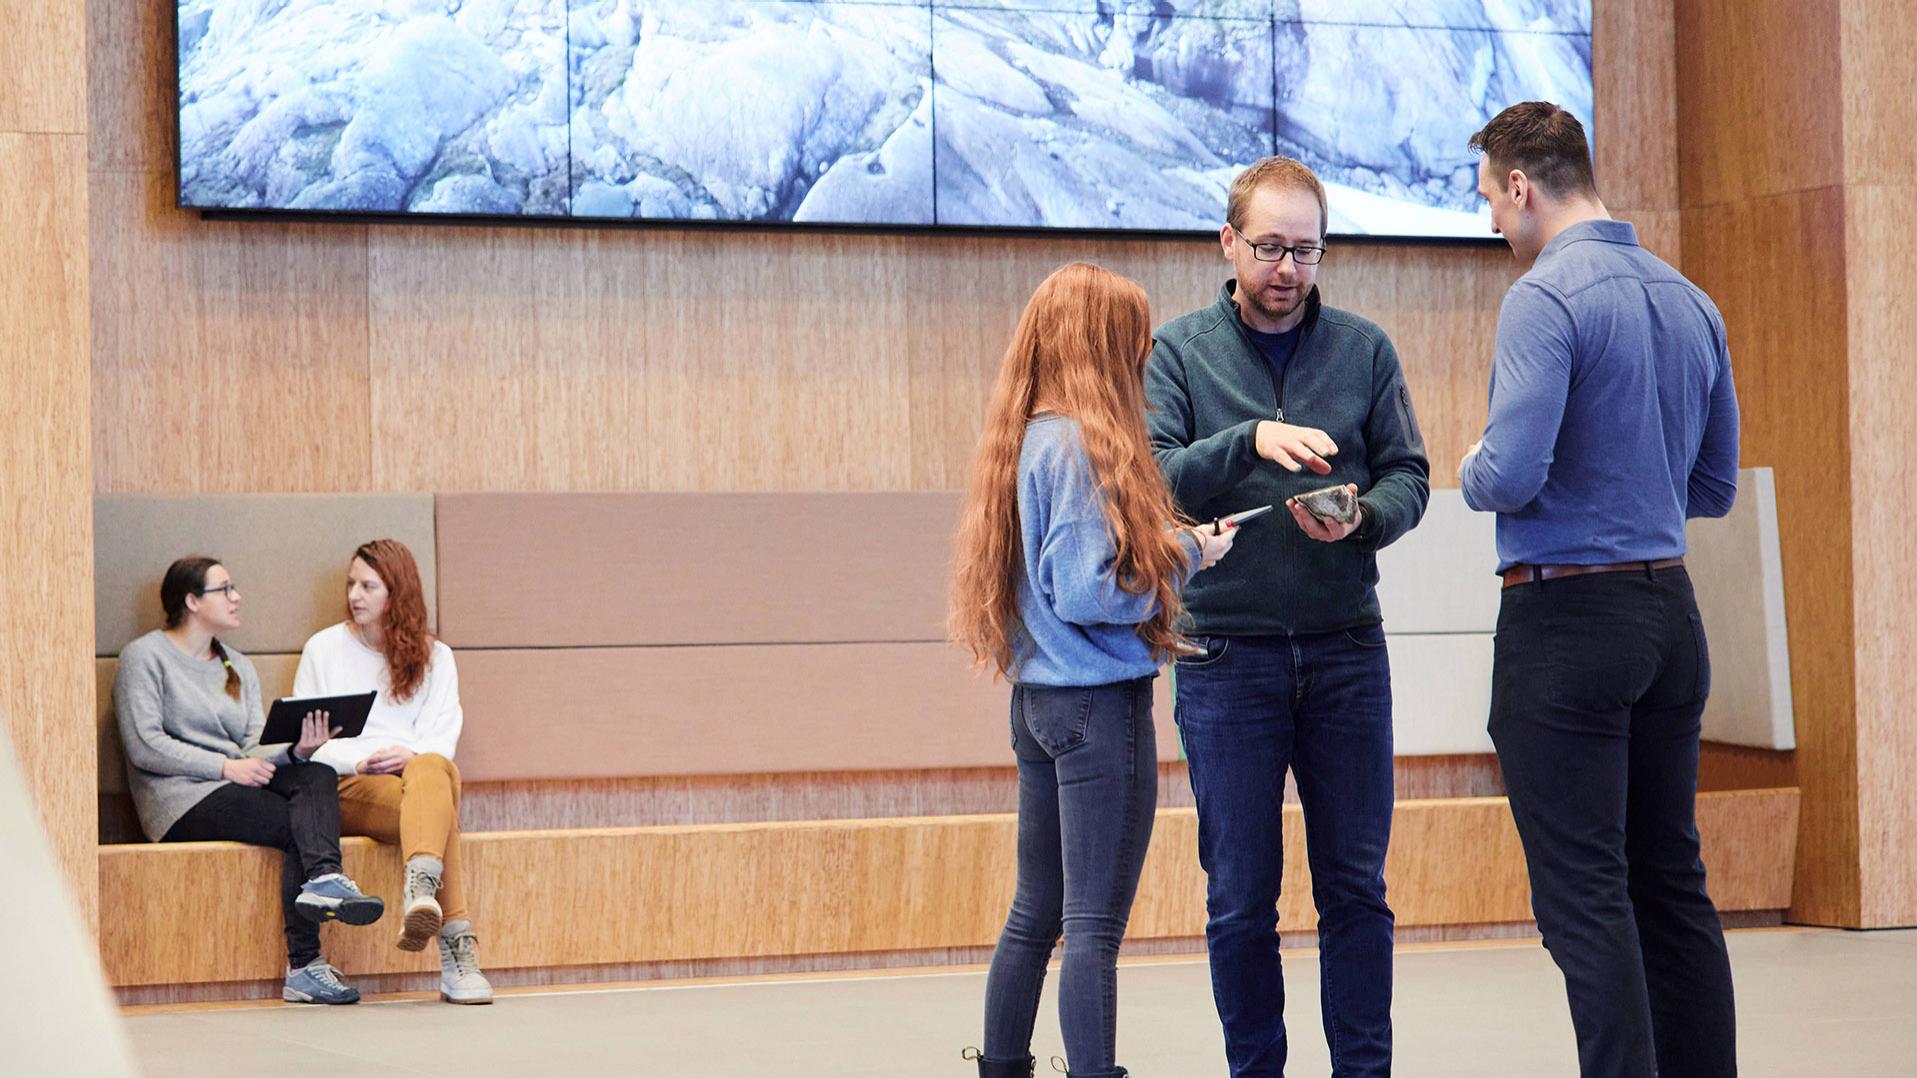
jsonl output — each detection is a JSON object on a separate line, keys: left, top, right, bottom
{"left": 96, "top": 790, "right": 1797, "bottom": 988}
{"left": 1674, "top": 0, "right": 1844, "bottom": 207}
{"left": 0, "top": 0, "right": 86, "bottom": 135}
{"left": 1595, "top": 0, "right": 1680, "bottom": 213}
{"left": 89, "top": 172, "right": 373, "bottom": 493}
{"left": 1680, "top": 188, "right": 1854, "bottom": 924}
{"left": 1843, "top": 183, "right": 1917, "bottom": 927}
{"left": 1840, "top": 0, "right": 1917, "bottom": 183}
{"left": 0, "top": 131, "right": 96, "bottom": 926}
{"left": 1699, "top": 744, "right": 1796, "bottom": 793}
{"left": 86, "top": 0, "right": 173, "bottom": 173}
{"left": 1612, "top": 208, "right": 1683, "bottom": 268}
{"left": 364, "top": 227, "right": 645, "bottom": 491}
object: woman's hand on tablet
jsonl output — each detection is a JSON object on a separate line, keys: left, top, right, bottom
{"left": 295, "top": 711, "right": 341, "bottom": 760}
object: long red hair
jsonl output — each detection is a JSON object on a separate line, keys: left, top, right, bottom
{"left": 950, "top": 262, "right": 1190, "bottom": 677}
{"left": 352, "top": 539, "right": 434, "bottom": 702}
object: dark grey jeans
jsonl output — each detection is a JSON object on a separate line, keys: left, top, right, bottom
{"left": 981, "top": 677, "right": 1157, "bottom": 1078}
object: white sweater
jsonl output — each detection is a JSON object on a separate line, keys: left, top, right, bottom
{"left": 292, "top": 622, "right": 463, "bottom": 776}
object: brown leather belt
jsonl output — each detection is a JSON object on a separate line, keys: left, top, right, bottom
{"left": 1501, "top": 557, "right": 1684, "bottom": 589}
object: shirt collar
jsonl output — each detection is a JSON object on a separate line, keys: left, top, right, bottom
{"left": 1539, "top": 218, "right": 1638, "bottom": 261}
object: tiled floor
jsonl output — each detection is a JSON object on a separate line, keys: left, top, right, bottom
{"left": 122, "top": 927, "right": 1917, "bottom": 1077}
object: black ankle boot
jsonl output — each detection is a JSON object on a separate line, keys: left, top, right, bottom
{"left": 962, "top": 1046, "right": 1036, "bottom": 1077}
{"left": 1048, "top": 1058, "right": 1128, "bottom": 1078}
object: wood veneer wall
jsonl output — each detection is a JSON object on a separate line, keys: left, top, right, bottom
{"left": 1676, "top": 0, "right": 1917, "bottom": 927}
{"left": 87, "top": 1, "right": 1679, "bottom": 499}
{"left": 3, "top": 0, "right": 97, "bottom": 926}
{"left": 1836, "top": 0, "right": 1917, "bottom": 928}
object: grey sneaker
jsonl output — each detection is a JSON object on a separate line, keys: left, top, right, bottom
{"left": 438, "top": 922, "right": 494, "bottom": 1005}
{"left": 283, "top": 958, "right": 359, "bottom": 1004}
{"left": 295, "top": 872, "right": 384, "bottom": 926}
{"left": 396, "top": 856, "right": 443, "bottom": 952}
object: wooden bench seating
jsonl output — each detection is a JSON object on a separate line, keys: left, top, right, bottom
{"left": 98, "top": 790, "right": 1799, "bottom": 989}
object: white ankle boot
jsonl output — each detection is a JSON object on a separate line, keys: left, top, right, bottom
{"left": 397, "top": 855, "right": 443, "bottom": 952}
{"left": 438, "top": 920, "right": 494, "bottom": 1004}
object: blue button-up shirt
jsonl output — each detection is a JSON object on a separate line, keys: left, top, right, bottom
{"left": 1460, "top": 219, "right": 1740, "bottom": 571}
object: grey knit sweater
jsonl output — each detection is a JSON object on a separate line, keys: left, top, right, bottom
{"left": 112, "top": 630, "right": 292, "bottom": 840}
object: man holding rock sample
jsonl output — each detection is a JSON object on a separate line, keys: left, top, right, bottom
{"left": 1144, "top": 157, "right": 1429, "bottom": 1078}
{"left": 1460, "top": 102, "right": 1740, "bottom": 1078}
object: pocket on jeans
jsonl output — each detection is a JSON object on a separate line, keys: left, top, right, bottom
{"left": 1173, "top": 634, "right": 1231, "bottom": 669}
{"left": 1688, "top": 611, "right": 1712, "bottom": 704}
{"left": 1342, "top": 622, "right": 1389, "bottom": 649}
{"left": 1021, "top": 686, "right": 1096, "bottom": 755}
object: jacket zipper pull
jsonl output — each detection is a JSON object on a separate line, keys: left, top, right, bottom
{"left": 1274, "top": 407, "right": 1285, "bottom": 422}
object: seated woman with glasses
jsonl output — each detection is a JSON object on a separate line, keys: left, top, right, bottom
{"left": 292, "top": 538, "right": 492, "bottom": 1005}
{"left": 114, "top": 556, "right": 385, "bottom": 1005}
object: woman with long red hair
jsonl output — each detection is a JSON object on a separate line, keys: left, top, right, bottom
{"left": 954, "top": 263, "right": 1235, "bottom": 1078}
{"left": 294, "top": 538, "right": 493, "bottom": 1004}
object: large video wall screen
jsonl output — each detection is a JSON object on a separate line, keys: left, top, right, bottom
{"left": 177, "top": 1, "right": 1593, "bottom": 238}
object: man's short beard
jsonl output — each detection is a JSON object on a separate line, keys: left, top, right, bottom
{"left": 1250, "top": 289, "right": 1303, "bottom": 324}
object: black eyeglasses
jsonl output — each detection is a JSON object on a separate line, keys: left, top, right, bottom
{"left": 197, "top": 583, "right": 240, "bottom": 599}
{"left": 1233, "top": 227, "right": 1327, "bottom": 265}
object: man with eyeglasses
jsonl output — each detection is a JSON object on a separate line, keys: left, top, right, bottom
{"left": 1145, "top": 157, "right": 1428, "bottom": 1078}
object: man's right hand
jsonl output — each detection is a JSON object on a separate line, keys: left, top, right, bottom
{"left": 1255, "top": 421, "right": 1337, "bottom": 475}
{"left": 223, "top": 757, "right": 275, "bottom": 787}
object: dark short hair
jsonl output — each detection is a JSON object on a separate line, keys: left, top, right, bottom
{"left": 1468, "top": 101, "right": 1597, "bottom": 198}
{"left": 1227, "top": 157, "right": 1329, "bottom": 239}
{"left": 160, "top": 556, "right": 222, "bottom": 629}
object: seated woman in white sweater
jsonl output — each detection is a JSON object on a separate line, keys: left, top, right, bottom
{"left": 294, "top": 538, "right": 492, "bottom": 1004}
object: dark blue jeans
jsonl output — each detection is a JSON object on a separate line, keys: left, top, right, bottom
{"left": 1490, "top": 567, "right": 1736, "bottom": 1078}
{"left": 982, "top": 678, "right": 1158, "bottom": 1078}
{"left": 1174, "top": 627, "right": 1395, "bottom": 1078}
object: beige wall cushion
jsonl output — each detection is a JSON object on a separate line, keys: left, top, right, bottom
{"left": 97, "top": 654, "right": 300, "bottom": 798}
{"left": 433, "top": 493, "right": 960, "bottom": 648}
{"left": 453, "top": 644, "right": 1181, "bottom": 781}
{"left": 1687, "top": 468, "right": 1796, "bottom": 749}
{"left": 1375, "top": 491, "right": 1501, "bottom": 633}
{"left": 94, "top": 494, "right": 436, "bottom": 656}
{"left": 1371, "top": 470, "right": 1795, "bottom": 753}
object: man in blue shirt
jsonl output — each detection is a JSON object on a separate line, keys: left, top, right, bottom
{"left": 1460, "top": 102, "right": 1740, "bottom": 1078}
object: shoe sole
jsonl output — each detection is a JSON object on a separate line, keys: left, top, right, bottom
{"left": 396, "top": 900, "right": 443, "bottom": 952}
{"left": 440, "top": 991, "right": 494, "bottom": 1005}
{"left": 296, "top": 895, "right": 386, "bottom": 927}
{"left": 283, "top": 988, "right": 360, "bottom": 1005}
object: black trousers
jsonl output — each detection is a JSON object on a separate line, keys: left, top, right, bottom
{"left": 162, "top": 761, "right": 345, "bottom": 968}
{"left": 1489, "top": 566, "right": 1736, "bottom": 1078}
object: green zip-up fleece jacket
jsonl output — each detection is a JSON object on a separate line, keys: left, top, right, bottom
{"left": 1145, "top": 281, "right": 1430, "bottom": 636}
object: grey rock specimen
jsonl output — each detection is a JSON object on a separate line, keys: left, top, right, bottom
{"left": 1296, "top": 484, "right": 1360, "bottom": 525}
